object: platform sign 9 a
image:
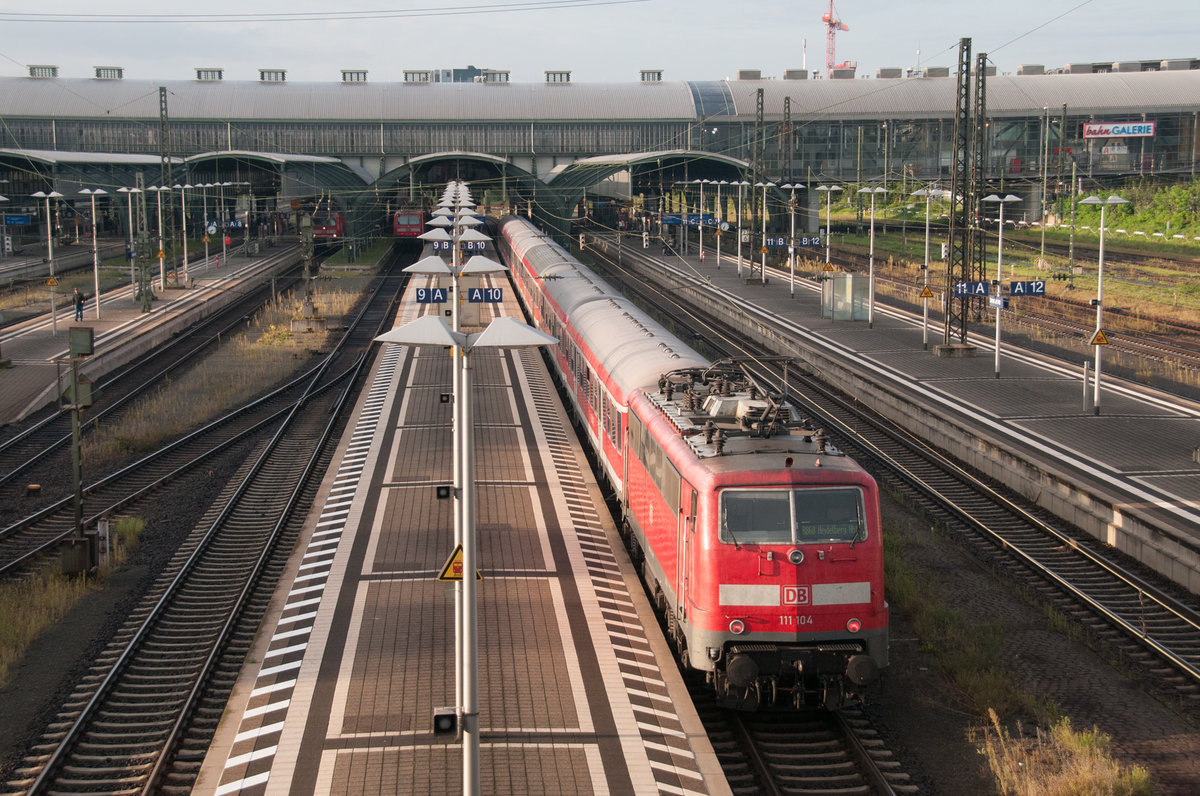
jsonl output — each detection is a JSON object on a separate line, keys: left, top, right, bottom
{"left": 416, "top": 287, "right": 448, "bottom": 303}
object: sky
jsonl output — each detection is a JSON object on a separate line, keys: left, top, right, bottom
{"left": 0, "top": 0, "right": 1195, "bottom": 85}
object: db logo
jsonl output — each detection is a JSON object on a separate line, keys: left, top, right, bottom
{"left": 782, "top": 586, "right": 810, "bottom": 606}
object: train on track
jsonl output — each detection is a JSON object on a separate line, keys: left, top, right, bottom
{"left": 393, "top": 204, "right": 425, "bottom": 237}
{"left": 498, "top": 215, "right": 888, "bottom": 710}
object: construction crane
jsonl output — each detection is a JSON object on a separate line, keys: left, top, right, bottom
{"left": 822, "top": 0, "right": 855, "bottom": 75}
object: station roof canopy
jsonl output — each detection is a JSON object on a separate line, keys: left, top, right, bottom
{"left": 1, "top": 72, "right": 1197, "bottom": 123}
{"left": 185, "top": 150, "right": 370, "bottom": 190}
{"left": 545, "top": 149, "right": 750, "bottom": 192}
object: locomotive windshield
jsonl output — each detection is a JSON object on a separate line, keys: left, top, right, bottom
{"left": 719, "top": 487, "right": 866, "bottom": 544}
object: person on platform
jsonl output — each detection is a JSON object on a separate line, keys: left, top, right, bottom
{"left": 73, "top": 287, "right": 85, "bottom": 321}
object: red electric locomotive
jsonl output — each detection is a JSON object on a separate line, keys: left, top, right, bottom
{"left": 311, "top": 211, "right": 345, "bottom": 240}
{"left": 393, "top": 204, "right": 424, "bottom": 237}
{"left": 499, "top": 215, "right": 888, "bottom": 710}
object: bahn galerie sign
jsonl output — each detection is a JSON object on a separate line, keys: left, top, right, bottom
{"left": 1083, "top": 122, "right": 1156, "bottom": 139}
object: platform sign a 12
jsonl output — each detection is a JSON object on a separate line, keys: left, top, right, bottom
{"left": 1009, "top": 280, "right": 1046, "bottom": 296}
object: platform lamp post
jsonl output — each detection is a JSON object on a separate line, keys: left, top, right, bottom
{"left": 78, "top": 188, "right": 107, "bottom": 320}
{"left": 146, "top": 185, "right": 168, "bottom": 289}
{"left": 815, "top": 184, "right": 842, "bottom": 268}
{"left": 0, "top": 193, "right": 8, "bottom": 260}
{"left": 117, "top": 186, "right": 141, "bottom": 285}
{"left": 219, "top": 182, "right": 231, "bottom": 267}
{"left": 715, "top": 180, "right": 727, "bottom": 268}
{"left": 375, "top": 315, "right": 555, "bottom": 796}
{"left": 757, "top": 182, "right": 776, "bottom": 284}
{"left": 857, "top": 186, "right": 887, "bottom": 328}
{"left": 781, "top": 183, "right": 804, "bottom": 297}
{"left": 697, "top": 178, "right": 707, "bottom": 258}
{"left": 1079, "top": 194, "right": 1128, "bottom": 415}
{"left": 173, "top": 183, "right": 192, "bottom": 284}
{"left": 735, "top": 180, "right": 749, "bottom": 278}
{"left": 982, "top": 194, "right": 1022, "bottom": 378}
{"left": 199, "top": 183, "right": 212, "bottom": 268}
{"left": 32, "top": 190, "right": 64, "bottom": 334}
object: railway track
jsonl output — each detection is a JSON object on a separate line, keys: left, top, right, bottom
{"left": 0, "top": 254, "right": 408, "bottom": 794}
{"left": 694, "top": 688, "right": 911, "bottom": 795}
{"left": 0, "top": 272, "right": 302, "bottom": 500}
{"left": 592, "top": 242, "right": 1200, "bottom": 717}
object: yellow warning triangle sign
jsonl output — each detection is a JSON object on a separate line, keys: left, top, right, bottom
{"left": 823, "top": 262, "right": 835, "bottom": 272}
{"left": 1089, "top": 329, "right": 1110, "bottom": 346}
{"left": 437, "top": 544, "right": 482, "bottom": 581}
{"left": 46, "top": 276, "right": 59, "bottom": 287}
{"left": 920, "top": 285, "right": 935, "bottom": 299}
{"left": 202, "top": 235, "right": 210, "bottom": 243}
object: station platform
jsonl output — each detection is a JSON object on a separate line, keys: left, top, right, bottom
{"left": 195, "top": 276, "right": 728, "bottom": 795}
{"left": 0, "top": 248, "right": 299, "bottom": 426}
{"left": 602, "top": 236, "right": 1200, "bottom": 593}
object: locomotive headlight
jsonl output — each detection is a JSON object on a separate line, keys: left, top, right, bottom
{"left": 788, "top": 549, "right": 804, "bottom": 565}
{"left": 729, "top": 619, "right": 747, "bottom": 635}
{"left": 846, "top": 618, "right": 862, "bottom": 633}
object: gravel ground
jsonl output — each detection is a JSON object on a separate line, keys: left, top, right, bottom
{"left": 873, "top": 492, "right": 1200, "bottom": 796}
{"left": 0, "top": 447, "right": 254, "bottom": 785}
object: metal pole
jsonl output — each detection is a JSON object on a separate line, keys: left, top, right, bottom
{"left": 868, "top": 191, "right": 876, "bottom": 327}
{"left": 994, "top": 201, "right": 1005, "bottom": 378}
{"left": 1093, "top": 203, "right": 1107, "bottom": 414}
{"left": 90, "top": 193, "right": 101, "bottom": 320}
{"left": 155, "top": 188, "right": 165, "bottom": 289}
{"left": 180, "top": 185, "right": 189, "bottom": 284}
{"left": 922, "top": 189, "right": 931, "bottom": 349}
{"left": 698, "top": 180, "right": 704, "bottom": 257}
{"left": 715, "top": 181, "right": 722, "bottom": 268}
{"left": 736, "top": 182, "right": 744, "bottom": 279}
{"left": 788, "top": 185, "right": 796, "bottom": 297}
{"left": 460, "top": 342, "right": 479, "bottom": 796}
{"left": 760, "top": 184, "right": 767, "bottom": 285}
{"left": 45, "top": 194, "right": 57, "bottom": 335}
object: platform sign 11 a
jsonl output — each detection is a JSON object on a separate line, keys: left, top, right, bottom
{"left": 953, "top": 281, "right": 989, "bottom": 296}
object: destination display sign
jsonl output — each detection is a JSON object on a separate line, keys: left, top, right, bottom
{"left": 1083, "top": 122, "right": 1156, "bottom": 139}
{"left": 3, "top": 214, "right": 31, "bottom": 226}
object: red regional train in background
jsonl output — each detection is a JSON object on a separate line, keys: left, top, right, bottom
{"left": 498, "top": 214, "right": 888, "bottom": 710}
{"left": 311, "top": 210, "right": 346, "bottom": 241}
{"left": 393, "top": 203, "right": 425, "bottom": 237}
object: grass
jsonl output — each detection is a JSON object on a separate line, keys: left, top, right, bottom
{"left": 83, "top": 283, "right": 362, "bottom": 465}
{"left": 882, "top": 529, "right": 1049, "bottom": 722}
{"left": 0, "top": 517, "right": 144, "bottom": 687}
{"left": 883, "top": 517, "right": 1155, "bottom": 794}
{"left": 981, "top": 709, "right": 1153, "bottom": 796}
